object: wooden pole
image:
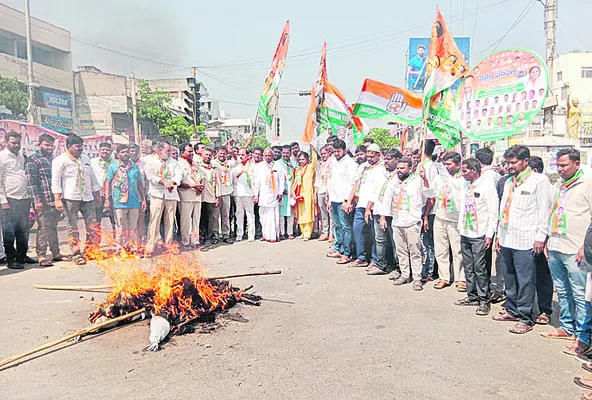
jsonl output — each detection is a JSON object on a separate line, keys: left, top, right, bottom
{"left": 33, "top": 270, "right": 282, "bottom": 292}
{"left": 0, "top": 308, "right": 146, "bottom": 369}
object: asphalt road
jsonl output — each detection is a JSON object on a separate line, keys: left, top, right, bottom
{"left": 0, "top": 230, "right": 586, "bottom": 399}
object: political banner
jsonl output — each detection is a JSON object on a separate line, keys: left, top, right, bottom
{"left": 322, "top": 81, "right": 360, "bottom": 153}
{"left": 422, "top": 8, "right": 469, "bottom": 114}
{"left": 407, "top": 37, "right": 470, "bottom": 92}
{"left": 257, "top": 21, "right": 290, "bottom": 127}
{"left": 0, "top": 120, "right": 67, "bottom": 156}
{"left": 455, "top": 48, "right": 548, "bottom": 141}
{"left": 426, "top": 87, "right": 461, "bottom": 149}
{"left": 353, "top": 79, "right": 422, "bottom": 126}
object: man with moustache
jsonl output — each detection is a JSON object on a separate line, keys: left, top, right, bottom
{"left": 365, "top": 148, "right": 402, "bottom": 276}
{"left": 52, "top": 134, "right": 101, "bottom": 265}
{"left": 177, "top": 143, "right": 205, "bottom": 250}
{"left": 104, "top": 145, "right": 145, "bottom": 246}
{"left": 253, "top": 148, "right": 284, "bottom": 242}
{"left": 232, "top": 148, "right": 257, "bottom": 242}
{"left": 380, "top": 158, "right": 434, "bottom": 291}
{"left": 494, "top": 145, "right": 551, "bottom": 335}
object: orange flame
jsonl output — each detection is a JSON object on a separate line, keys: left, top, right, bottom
{"left": 87, "top": 227, "right": 249, "bottom": 327}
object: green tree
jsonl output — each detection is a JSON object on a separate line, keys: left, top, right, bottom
{"left": 244, "top": 133, "right": 270, "bottom": 150}
{"left": 0, "top": 76, "right": 27, "bottom": 117}
{"left": 365, "top": 127, "right": 400, "bottom": 149}
{"left": 159, "top": 115, "right": 194, "bottom": 143}
{"left": 136, "top": 79, "right": 193, "bottom": 143}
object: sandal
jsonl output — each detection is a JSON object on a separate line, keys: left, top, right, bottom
{"left": 581, "top": 391, "right": 592, "bottom": 400}
{"left": 456, "top": 282, "right": 467, "bottom": 292}
{"left": 38, "top": 258, "right": 53, "bottom": 267}
{"left": 536, "top": 313, "right": 550, "bottom": 325}
{"left": 583, "top": 364, "right": 592, "bottom": 374}
{"left": 412, "top": 281, "right": 423, "bottom": 291}
{"left": 434, "top": 279, "right": 450, "bottom": 289}
{"left": 575, "top": 376, "right": 592, "bottom": 391}
{"left": 73, "top": 256, "right": 87, "bottom": 266}
{"left": 492, "top": 312, "right": 519, "bottom": 322}
{"left": 509, "top": 322, "right": 533, "bottom": 334}
{"left": 52, "top": 254, "right": 72, "bottom": 262}
{"left": 336, "top": 256, "right": 353, "bottom": 265}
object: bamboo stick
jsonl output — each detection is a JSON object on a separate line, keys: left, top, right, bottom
{"left": 33, "top": 270, "right": 282, "bottom": 292}
{"left": 0, "top": 308, "right": 146, "bottom": 369}
{"left": 33, "top": 284, "right": 114, "bottom": 291}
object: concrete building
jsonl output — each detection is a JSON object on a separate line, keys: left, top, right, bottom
{"left": 148, "top": 78, "right": 217, "bottom": 123}
{"left": 0, "top": 3, "right": 74, "bottom": 133}
{"left": 204, "top": 117, "right": 265, "bottom": 145}
{"left": 74, "top": 66, "right": 131, "bottom": 137}
{"left": 551, "top": 52, "right": 592, "bottom": 143}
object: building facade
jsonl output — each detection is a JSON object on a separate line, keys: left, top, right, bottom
{"left": 0, "top": 3, "right": 74, "bottom": 133}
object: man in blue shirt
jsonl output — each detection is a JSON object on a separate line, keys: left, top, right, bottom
{"left": 105, "top": 144, "right": 146, "bottom": 246}
{"left": 408, "top": 44, "right": 427, "bottom": 91}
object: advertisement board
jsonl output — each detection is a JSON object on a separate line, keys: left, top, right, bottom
{"left": 454, "top": 48, "right": 548, "bottom": 142}
{"left": 41, "top": 114, "right": 73, "bottom": 134}
{"left": 42, "top": 92, "right": 72, "bottom": 109}
{"left": 407, "top": 37, "right": 470, "bottom": 92}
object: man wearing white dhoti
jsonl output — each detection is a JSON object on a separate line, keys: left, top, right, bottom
{"left": 253, "top": 148, "right": 284, "bottom": 243}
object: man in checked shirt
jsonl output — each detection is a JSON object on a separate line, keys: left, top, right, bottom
{"left": 25, "top": 134, "right": 71, "bottom": 267}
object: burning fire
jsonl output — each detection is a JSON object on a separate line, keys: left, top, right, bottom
{"left": 86, "top": 228, "right": 260, "bottom": 334}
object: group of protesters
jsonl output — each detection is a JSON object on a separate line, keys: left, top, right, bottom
{"left": 2, "top": 129, "right": 592, "bottom": 363}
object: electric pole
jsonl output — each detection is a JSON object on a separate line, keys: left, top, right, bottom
{"left": 543, "top": 0, "right": 557, "bottom": 135}
{"left": 24, "top": 0, "right": 36, "bottom": 124}
{"left": 130, "top": 72, "right": 140, "bottom": 144}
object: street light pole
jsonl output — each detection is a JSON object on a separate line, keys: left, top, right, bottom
{"left": 24, "top": 0, "right": 36, "bottom": 124}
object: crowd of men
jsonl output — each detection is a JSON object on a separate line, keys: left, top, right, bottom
{"left": 1, "top": 130, "right": 592, "bottom": 362}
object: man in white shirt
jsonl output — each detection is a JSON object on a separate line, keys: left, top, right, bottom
{"left": 52, "top": 134, "right": 101, "bottom": 265}
{"left": 432, "top": 152, "right": 465, "bottom": 291}
{"left": 253, "top": 148, "right": 284, "bottom": 242}
{"left": 380, "top": 158, "right": 434, "bottom": 291}
{"left": 475, "top": 147, "right": 500, "bottom": 186}
{"left": 212, "top": 147, "right": 235, "bottom": 244}
{"left": 326, "top": 139, "right": 358, "bottom": 264}
{"left": 542, "top": 148, "right": 592, "bottom": 355}
{"left": 90, "top": 141, "right": 116, "bottom": 231}
{"left": 144, "top": 140, "right": 182, "bottom": 256}
{"left": 314, "top": 145, "right": 334, "bottom": 242}
{"left": 343, "top": 143, "right": 386, "bottom": 268}
{"left": 276, "top": 145, "right": 297, "bottom": 240}
{"left": 198, "top": 148, "right": 221, "bottom": 244}
{"left": 455, "top": 158, "right": 499, "bottom": 316}
{"left": 494, "top": 145, "right": 551, "bottom": 334}
{"left": 177, "top": 143, "right": 205, "bottom": 250}
{"left": 252, "top": 146, "right": 264, "bottom": 239}
{"left": 0, "top": 131, "right": 33, "bottom": 269}
{"left": 232, "top": 148, "right": 256, "bottom": 242}
{"left": 365, "top": 148, "right": 402, "bottom": 275}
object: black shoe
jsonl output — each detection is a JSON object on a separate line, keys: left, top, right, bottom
{"left": 476, "top": 303, "right": 491, "bottom": 316}
{"left": 7, "top": 260, "right": 25, "bottom": 270}
{"left": 454, "top": 297, "right": 480, "bottom": 306}
{"left": 20, "top": 256, "right": 37, "bottom": 264}
{"left": 223, "top": 237, "right": 233, "bottom": 244}
{"left": 0, "top": 257, "right": 6, "bottom": 266}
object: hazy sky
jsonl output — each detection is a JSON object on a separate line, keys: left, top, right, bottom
{"left": 3, "top": 0, "right": 591, "bottom": 142}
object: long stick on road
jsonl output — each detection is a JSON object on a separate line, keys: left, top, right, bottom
{"left": 0, "top": 308, "right": 147, "bottom": 370}
{"left": 33, "top": 270, "right": 282, "bottom": 292}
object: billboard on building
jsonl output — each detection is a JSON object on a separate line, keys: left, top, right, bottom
{"left": 42, "top": 92, "right": 72, "bottom": 109}
{"left": 407, "top": 37, "right": 470, "bottom": 92}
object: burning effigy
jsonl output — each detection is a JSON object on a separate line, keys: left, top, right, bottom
{"left": 86, "top": 246, "right": 261, "bottom": 350}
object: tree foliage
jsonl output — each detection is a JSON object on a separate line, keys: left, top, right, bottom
{"left": 136, "top": 79, "right": 193, "bottom": 143}
{"left": 365, "top": 127, "right": 400, "bottom": 149}
{"left": 0, "top": 76, "right": 27, "bottom": 117}
{"left": 244, "top": 133, "right": 270, "bottom": 150}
